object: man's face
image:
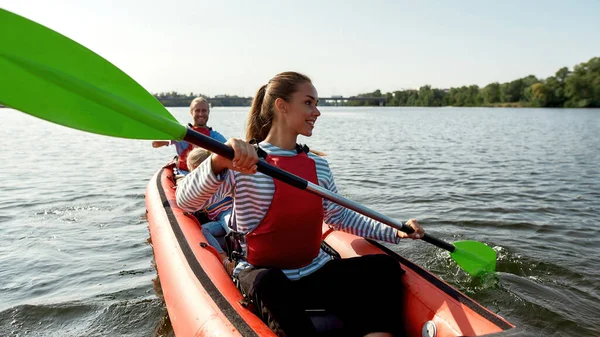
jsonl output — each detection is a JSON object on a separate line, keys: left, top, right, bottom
{"left": 190, "top": 101, "right": 209, "bottom": 127}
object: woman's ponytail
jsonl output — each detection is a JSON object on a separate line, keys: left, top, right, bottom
{"left": 246, "top": 84, "right": 271, "bottom": 142}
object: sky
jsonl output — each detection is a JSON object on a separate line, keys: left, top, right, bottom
{"left": 1, "top": 0, "right": 599, "bottom": 97}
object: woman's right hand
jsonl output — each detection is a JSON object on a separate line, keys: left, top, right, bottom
{"left": 211, "top": 138, "right": 258, "bottom": 175}
{"left": 397, "top": 219, "right": 424, "bottom": 240}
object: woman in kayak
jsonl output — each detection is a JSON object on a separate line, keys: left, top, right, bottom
{"left": 176, "top": 71, "right": 424, "bottom": 337}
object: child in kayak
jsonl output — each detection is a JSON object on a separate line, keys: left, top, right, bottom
{"left": 187, "top": 147, "right": 233, "bottom": 268}
{"left": 176, "top": 71, "right": 424, "bottom": 337}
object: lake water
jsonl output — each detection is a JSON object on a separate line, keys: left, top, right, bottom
{"left": 1, "top": 106, "right": 599, "bottom": 336}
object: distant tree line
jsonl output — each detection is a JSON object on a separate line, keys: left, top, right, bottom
{"left": 154, "top": 57, "right": 599, "bottom": 108}
{"left": 153, "top": 92, "right": 341, "bottom": 107}
{"left": 345, "top": 57, "right": 600, "bottom": 107}
{"left": 153, "top": 92, "right": 252, "bottom": 107}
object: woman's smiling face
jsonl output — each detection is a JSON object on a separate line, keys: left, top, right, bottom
{"left": 280, "top": 81, "right": 320, "bottom": 137}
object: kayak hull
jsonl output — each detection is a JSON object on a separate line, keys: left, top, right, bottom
{"left": 145, "top": 164, "right": 517, "bottom": 336}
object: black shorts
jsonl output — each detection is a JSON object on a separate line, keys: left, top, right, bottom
{"left": 238, "top": 254, "right": 406, "bottom": 337}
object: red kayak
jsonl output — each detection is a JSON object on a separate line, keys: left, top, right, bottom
{"left": 145, "top": 163, "right": 518, "bottom": 336}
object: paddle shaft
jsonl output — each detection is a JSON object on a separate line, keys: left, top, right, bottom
{"left": 184, "top": 128, "right": 456, "bottom": 252}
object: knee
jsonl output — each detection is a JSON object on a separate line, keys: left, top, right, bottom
{"left": 242, "top": 268, "right": 290, "bottom": 298}
{"left": 367, "top": 254, "right": 405, "bottom": 278}
{"left": 367, "top": 254, "right": 397, "bottom": 267}
{"left": 256, "top": 268, "right": 288, "bottom": 289}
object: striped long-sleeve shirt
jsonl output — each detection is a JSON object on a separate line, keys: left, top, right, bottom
{"left": 176, "top": 142, "right": 402, "bottom": 280}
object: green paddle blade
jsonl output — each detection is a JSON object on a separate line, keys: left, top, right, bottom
{"left": 450, "top": 240, "right": 497, "bottom": 277}
{"left": 0, "top": 9, "right": 185, "bottom": 141}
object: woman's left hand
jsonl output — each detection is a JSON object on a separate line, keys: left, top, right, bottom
{"left": 397, "top": 218, "right": 424, "bottom": 240}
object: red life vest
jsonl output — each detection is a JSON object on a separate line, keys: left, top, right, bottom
{"left": 177, "top": 126, "right": 210, "bottom": 172}
{"left": 245, "top": 149, "right": 324, "bottom": 269}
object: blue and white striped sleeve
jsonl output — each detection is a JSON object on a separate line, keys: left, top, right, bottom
{"left": 312, "top": 155, "right": 401, "bottom": 244}
{"left": 176, "top": 157, "right": 234, "bottom": 212}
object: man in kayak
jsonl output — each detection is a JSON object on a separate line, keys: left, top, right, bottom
{"left": 152, "top": 97, "right": 226, "bottom": 175}
{"left": 176, "top": 71, "right": 424, "bottom": 337}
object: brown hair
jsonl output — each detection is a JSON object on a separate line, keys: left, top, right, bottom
{"left": 186, "top": 147, "right": 211, "bottom": 171}
{"left": 245, "top": 71, "right": 311, "bottom": 143}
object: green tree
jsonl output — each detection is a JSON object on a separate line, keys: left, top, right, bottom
{"left": 565, "top": 57, "right": 600, "bottom": 107}
{"left": 521, "top": 75, "right": 540, "bottom": 102}
{"left": 529, "top": 83, "right": 550, "bottom": 106}
{"left": 391, "top": 91, "right": 406, "bottom": 106}
{"left": 556, "top": 67, "right": 570, "bottom": 83}
{"left": 482, "top": 82, "right": 500, "bottom": 104}
{"left": 522, "top": 75, "right": 539, "bottom": 87}
{"left": 432, "top": 88, "right": 446, "bottom": 106}
{"left": 418, "top": 85, "right": 433, "bottom": 106}
{"left": 543, "top": 77, "right": 561, "bottom": 107}
{"left": 502, "top": 79, "right": 524, "bottom": 102}
{"left": 385, "top": 92, "right": 393, "bottom": 105}
{"left": 406, "top": 90, "right": 418, "bottom": 106}
{"left": 467, "top": 85, "right": 482, "bottom": 106}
